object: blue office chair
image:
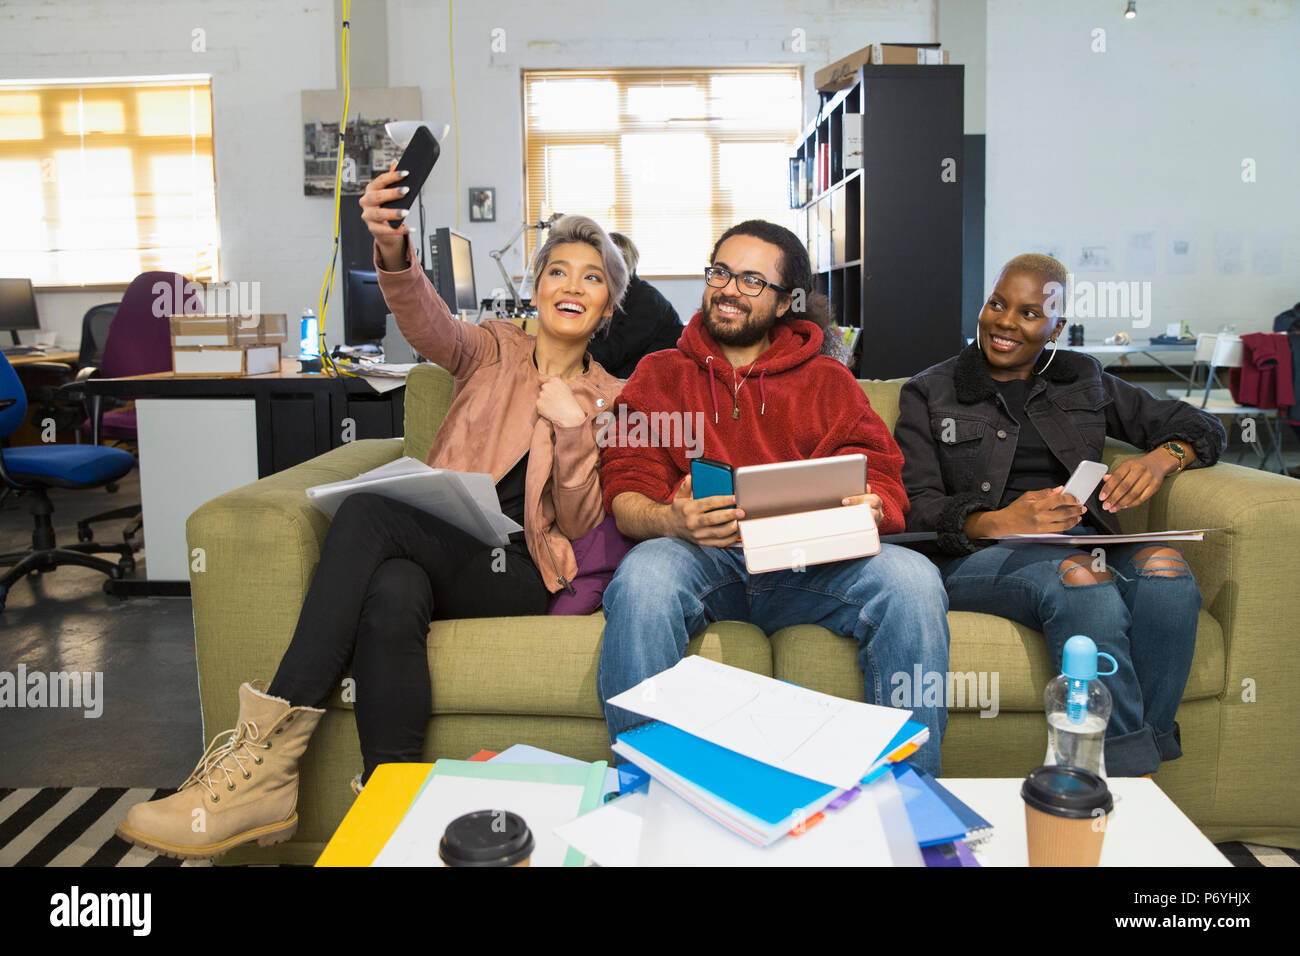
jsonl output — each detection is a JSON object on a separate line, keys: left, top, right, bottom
{"left": 0, "top": 349, "right": 138, "bottom": 611}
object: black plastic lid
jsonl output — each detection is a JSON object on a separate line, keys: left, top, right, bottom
{"left": 1021, "top": 766, "right": 1113, "bottom": 819}
{"left": 438, "top": 810, "right": 535, "bottom": 867}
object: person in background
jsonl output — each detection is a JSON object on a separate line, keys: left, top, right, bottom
{"left": 894, "top": 253, "right": 1227, "bottom": 777}
{"left": 587, "top": 232, "right": 683, "bottom": 379}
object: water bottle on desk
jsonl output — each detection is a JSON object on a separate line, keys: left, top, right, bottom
{"left": 1044, "top": 635, "right": 1117, "bottom": 778}
{"left": 300, "top": 309, "right": 320, "bottom": 357}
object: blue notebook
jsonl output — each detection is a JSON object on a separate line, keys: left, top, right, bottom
{"left": 892, "top": 762, "right": 969, "bottom": 847}
{"left": 614, "top": 722, "right": 837, "bottom": 843}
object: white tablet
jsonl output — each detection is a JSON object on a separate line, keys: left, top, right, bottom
{"left": 733, "top": 454, "right": 868, "bottom": 520}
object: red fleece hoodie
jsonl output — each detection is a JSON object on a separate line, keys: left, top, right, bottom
{"left": 599, "top": 312, "right": 909, "bottom": 534}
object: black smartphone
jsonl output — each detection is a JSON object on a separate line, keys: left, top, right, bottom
{"left": 690, "top": 457, "right": 734, "bottom": 503}
{"left": 381, "top": 125, "right": 440, "bottom": 228}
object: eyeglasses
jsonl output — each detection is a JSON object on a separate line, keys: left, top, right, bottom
{"left": 704, "top": 266, "right": 790, "bottom": 298}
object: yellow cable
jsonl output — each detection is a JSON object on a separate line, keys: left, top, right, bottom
{"left": 449, "top": 0, "right": 460, "bottom": 229}
{"left": 315, "top": 0, "right": 356, "bottom": 378}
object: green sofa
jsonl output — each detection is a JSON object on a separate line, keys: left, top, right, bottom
{"left": 186, "top": 363, "right": 1300, "bottom": 864}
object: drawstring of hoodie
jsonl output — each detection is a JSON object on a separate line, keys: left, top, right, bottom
{"left": 706, "top": 355, "right": 721, "bottom": 424}
{"left": 705, "top": 353, "right": 767, "bottom": 421}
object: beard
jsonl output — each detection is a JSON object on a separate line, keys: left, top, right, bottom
{"left": 702, "top": 293, "right": 779, "bottom": 348}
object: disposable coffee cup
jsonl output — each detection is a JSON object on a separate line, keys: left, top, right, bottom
{"left": 1021, "top": 766, "right": 1113, "bottom": 867}
{"left": 439, "top": 810, "right": 534, "bottom": 867}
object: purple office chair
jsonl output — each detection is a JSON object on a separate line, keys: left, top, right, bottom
{"left": 74, "top": 271, "right": 201, "bottom": 543}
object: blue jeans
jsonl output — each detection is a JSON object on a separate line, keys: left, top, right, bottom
{"left": 598, "top": 539, "right": 951, "bottom": 777}
{"left": 939, "top": 538, "right": 1199, "bottom": 776}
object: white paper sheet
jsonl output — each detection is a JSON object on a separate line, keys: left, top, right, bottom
{"left": 636, "top": 778, "right": 898, "bottom": 866}
{"left": 608, "top": 655, "right": 910, "bottom": 789}
{"left": 305, "top": 457, "right": 522, "bottom": 545}
{"left": 553, "top": 792, "right": 647, "bottom": 867}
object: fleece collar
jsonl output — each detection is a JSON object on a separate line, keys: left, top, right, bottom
{"left": 953, "top": 341, "right": 1083, "bottom": 404}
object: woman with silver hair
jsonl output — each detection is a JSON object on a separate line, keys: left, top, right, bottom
{"left": 116, "top": 165, "right": 627, "bottom": 860}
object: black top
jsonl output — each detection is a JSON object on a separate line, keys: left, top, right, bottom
{"left": 994, "top": 378, "right": 1069, "bottom": 509}
{"left": 496, "top": 453, "right": 528, "bottom": 546}
{"left": 587, "top": 274, "right": 683, "bottom": 379}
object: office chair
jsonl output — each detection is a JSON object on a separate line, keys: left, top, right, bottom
{"left": 0, "top": 349, "right": 138, "bottom": 612}
{"left": 25, "top": 301, "right": 121, "bottom": 438}
{"left": 67, "top": 273, "right": 200, "bottom": 545}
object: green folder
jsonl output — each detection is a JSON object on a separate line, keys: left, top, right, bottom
{"left": 412, "top": 759, "right": 608, "bottom": 867}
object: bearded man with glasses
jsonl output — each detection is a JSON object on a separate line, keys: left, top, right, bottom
{"left": 596, "top": 219, "right": 952, "bottom": 776}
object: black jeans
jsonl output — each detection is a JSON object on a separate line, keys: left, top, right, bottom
{"left": 267, "top": 492, "right": 549, "bottom": 781}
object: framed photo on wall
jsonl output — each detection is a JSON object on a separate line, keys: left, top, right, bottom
{"left": 469, "top": 187, "right": 496, "bottom": 222}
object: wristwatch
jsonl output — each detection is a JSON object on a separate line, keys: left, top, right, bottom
{"left": 1160, "top": 441, "right": 1187, "bottom": 473}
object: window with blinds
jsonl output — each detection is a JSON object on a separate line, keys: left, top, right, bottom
{"left": 522, "top": 68, "right": 802, "bottom": 278}
{"left": 0, "top": 75, "right": 218, "bottom": 287}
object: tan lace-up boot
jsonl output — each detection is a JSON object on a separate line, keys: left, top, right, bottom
{"left": 116, "top": 681, "right": 324, "bottom": 860}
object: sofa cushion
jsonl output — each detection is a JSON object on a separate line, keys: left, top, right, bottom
{"left": 330, "top": 617, "right": 772, "bottom": 718}
{"left": 770, "top": 608, "right": 1225, "bottom": 711}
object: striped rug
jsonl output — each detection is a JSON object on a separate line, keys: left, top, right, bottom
{"left": 2, "top": 786, "right": 1297, "bottom": 866}
{"left": 0, "top": 787, "right": 211, "bottom": 868}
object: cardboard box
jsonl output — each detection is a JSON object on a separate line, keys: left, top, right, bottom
{"left": 171, "top": 344, "right": 282, "bottom": 377}
{"left": 739, "top": 503, "right": 880, "bottom": 574}
{"left": 169, "top": 314, "right": 289, "bottom": 348}
{"left": 815, "top": 43, "right": 950, "bottom": 93}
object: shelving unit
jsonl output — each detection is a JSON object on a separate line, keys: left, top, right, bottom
{"left": 791, "top": 64, "right": 964, "bottom": 379}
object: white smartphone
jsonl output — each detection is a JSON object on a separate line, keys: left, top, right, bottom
{"left": 1062, "top": 459, "right": 1109, "bottom": 504}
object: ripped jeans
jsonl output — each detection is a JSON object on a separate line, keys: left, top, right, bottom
{"left": 939, "top": 534, "right": 1199, "bottom": 777}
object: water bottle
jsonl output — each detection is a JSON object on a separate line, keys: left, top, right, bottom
{"left": 1044, "top": 635, "right": 1117, "bottom": 779}
{"left": 300, "top": 309, "right": 320, "bottom": 357}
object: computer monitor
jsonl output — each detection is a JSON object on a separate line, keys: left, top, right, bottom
{"left": 428, "top": 228, "right": 477, "bottom": 314}
{"left": 0, "top": 278, "right": 40, "bottom": 346}
{"left": 342, "top": 269, "right": 389, "bottom": 345}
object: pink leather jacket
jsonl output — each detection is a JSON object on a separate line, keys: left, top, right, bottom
{"left": 375, "top": 239, "right": 623, "bottom": 593}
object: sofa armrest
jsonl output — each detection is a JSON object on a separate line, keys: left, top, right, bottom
{"left": 186, "top": 437, "right": 403, "bottom": 733}
{"left": 1122, "top": 456, "right": 1300, "bottom": 828}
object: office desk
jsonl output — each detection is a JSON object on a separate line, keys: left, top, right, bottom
{"left": 4, "top": 349, "right": 79, "bottom": 368}
{"left": 77, "top": 359, "right": 406, "bottom": 587}
{"left": 1058, "top": 342, "right": 1197, "bottom": 383}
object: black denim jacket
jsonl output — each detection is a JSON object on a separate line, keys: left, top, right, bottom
{"left": 894, "top": 343, "right": 1228, "bottom": 555}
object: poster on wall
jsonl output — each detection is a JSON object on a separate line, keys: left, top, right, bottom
{"left": 302, "top": 87, "right": 422, "bottom": 196}
{"left": 1124, "top": 230, "right": 1158, "bottom": 276}
{"left": 1165, "top": 229, "right": 1196, "bottom": 274}
{"left": 1073, "top": 242, "right": 1113, "bottom": 273}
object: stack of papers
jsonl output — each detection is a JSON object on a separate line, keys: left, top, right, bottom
{"left": 607, "top": 656, "right": 929, "bottom": 847}
{"left": 305, "top": 457, "right": 522, "bottom": 546}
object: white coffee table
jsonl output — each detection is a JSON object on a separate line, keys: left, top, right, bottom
{"left": 940, "top": 778, "right": 1231, "bottom": 867}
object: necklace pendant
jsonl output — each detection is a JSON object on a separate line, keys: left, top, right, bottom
{"left": 731, "top": 404, "right": 740, "bottom": 420}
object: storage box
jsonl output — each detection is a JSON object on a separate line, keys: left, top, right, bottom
{"left": 739, "top": 503, "right": 880, "bottom": 574}
{"left": 169, "top": 314, "right": 289, "bottom": 348}
{"left": 172, "top": 344, "right": 282, "bottom": 377}
{"left": 815, "top": 43, "right": 950, "bottom": 93}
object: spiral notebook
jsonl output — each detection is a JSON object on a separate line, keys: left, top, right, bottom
{"left": 909, "top": 765, "right": 995, "bottom": 847}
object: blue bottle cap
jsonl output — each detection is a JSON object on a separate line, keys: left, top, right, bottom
{"left": 1062, "top": 635, "right": 1118, "bottom": 681}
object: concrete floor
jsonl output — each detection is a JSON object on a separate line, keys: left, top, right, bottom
{"left": 2, "top": 424, "right": 1299, "bottom": 792}
{"left": 0, "top": 471, "right": 202, "bottom": 788}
